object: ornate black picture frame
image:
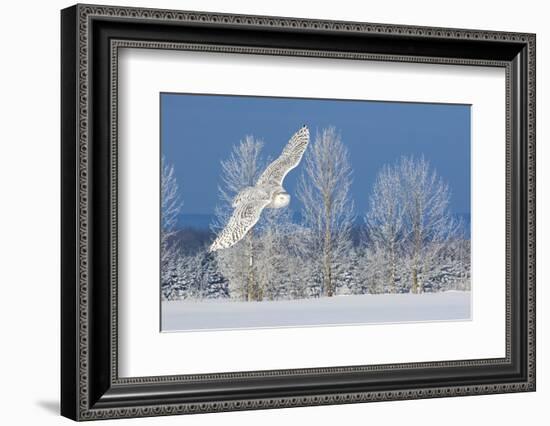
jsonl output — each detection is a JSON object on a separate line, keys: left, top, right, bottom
{"left": 61, "top": 3, "right": 536, "bottom": 421}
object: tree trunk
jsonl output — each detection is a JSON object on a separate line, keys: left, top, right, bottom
{"left": 246, "top": 230, "right": 255, "bottom": 301}
{"left": 412, "top": 267, "right": 418, "bottom": 294}
{"left": 323, "top": 199, "right": 333, "bottom": 297}
{"left": 411, "top": 221, "right": 421, "bottom": 294}
{"left": 324, "top": 238, "right": 333, "bottom": 297}
{"left": 389, "top": 241, "right": 396, "bottom": 293}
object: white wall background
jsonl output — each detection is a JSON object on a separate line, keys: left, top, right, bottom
{"left": 0, "top": 0, "right": 546, "bottom": 424}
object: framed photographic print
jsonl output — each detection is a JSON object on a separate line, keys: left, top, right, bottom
{"left": 61, "top": 3, "right": 536, "bottom": 421}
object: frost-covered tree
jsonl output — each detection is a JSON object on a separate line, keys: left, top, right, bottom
{"left": 355, "top": 246, "right": 386, "bottom": 294}
{"left": 254, "top": 209, "right": 286, "bottom": 300}
{"left": 297, "top": 127, "right": 355, "bottom": 297}
{"left": 254, "top": 209, "right": 291, "bottom": 300}
{"left": 188, "top": 250, "right": 229, "bottom": 299}
{"left": 212, "top": 136, "right": 265, "bottom": 301}
{"left": 253, "top": 208, "right": 311, "bottom": 300}
{"left": 160, "top": 156, "right": 183, "bottom": 298}
{"left": 452, "top": 235, "right": 471, "bottom": 291}
{"left": 365, "top": 164, "right": 405, "bottom": 293}
{"left": 365, "top": 156, "right": 462, "bottom": 294}
{"left": 162, "top": 249, "right": 229, "bottom": 301}
{"left": 400, "top": 156, "right": 459, "bottom": 293}
{"left": 427, "top": 228, "right": 470, "bottom": 292}
{"left": 160, "top": 157, "right": 230, "bottom": 301}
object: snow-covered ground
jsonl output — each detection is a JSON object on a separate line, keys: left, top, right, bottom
{"left": 161, "top": 291, "right": 471, "bottom": 332}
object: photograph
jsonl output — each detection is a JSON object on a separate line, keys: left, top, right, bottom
{"left": 160, "top": 93, "right": 472, "bottom": 331}
{"left": 57, "top": 3, "right": 536, "bottom": 421}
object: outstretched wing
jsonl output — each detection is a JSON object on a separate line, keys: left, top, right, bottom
{"left": 256, "top": 125, "right": 309, "bottom": 186}
{"left": 209, "top": 198, "right": 271, "bottom": 252}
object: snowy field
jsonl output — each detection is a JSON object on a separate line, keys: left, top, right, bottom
{"left": 161, "top": 291, "right": 471, "bottom": 332}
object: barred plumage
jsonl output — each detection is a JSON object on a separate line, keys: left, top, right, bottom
{"left": 210, "top": 125, "right": 309, "bottom": 252}
{"left": 257, "top": 125, "right": 310, "bottom": 187}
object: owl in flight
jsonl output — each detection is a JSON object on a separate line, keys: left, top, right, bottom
{"left": 209, "top": 125, "right": 310, "bottom": 252}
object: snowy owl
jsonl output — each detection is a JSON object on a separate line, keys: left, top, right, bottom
{"left": 209, "top": 125, "right": 310, "bottom": 252}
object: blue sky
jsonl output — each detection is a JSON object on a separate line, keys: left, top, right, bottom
{"left": 161, "top": 93, "right": 470, "bottom": 223}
